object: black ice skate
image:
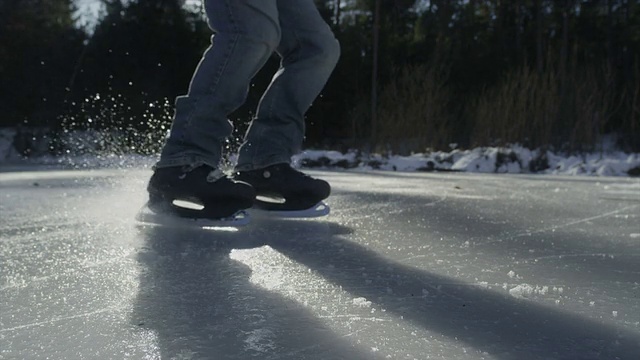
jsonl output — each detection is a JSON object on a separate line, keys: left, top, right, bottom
{"left": 137, "top": 165, "right": 255, "bottom": 227}
{"left": 235, "top": 163, "right": 331, "bottom": 218}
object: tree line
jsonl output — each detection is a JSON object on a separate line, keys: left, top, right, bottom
{"left": 1, "top": 0, "right": 638, "bottom": 156}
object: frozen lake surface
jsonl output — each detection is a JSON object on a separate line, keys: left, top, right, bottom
{"left": 1, "top": 166, "right": 639, "bottom": 359}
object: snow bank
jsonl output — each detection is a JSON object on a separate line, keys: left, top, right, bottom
{"left": 295, "top": 146, "right": 640, "bottom": 177}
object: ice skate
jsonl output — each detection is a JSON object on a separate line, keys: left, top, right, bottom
{"left": 235, "top": 163, "right": 330, "bottom": 218}
{"left": 137, "top": 165, "right": 255, "bottom": 228}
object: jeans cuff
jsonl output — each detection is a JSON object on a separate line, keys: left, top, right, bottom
{"left": 154, "top": 156, "right": 219, "bottom": 170}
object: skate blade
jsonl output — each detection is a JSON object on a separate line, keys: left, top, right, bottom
{"left": 135, "top": 204, "right": 250, "bottom": 229}
{"left": 250, "top": 201, "right": 330, "bottom": 219}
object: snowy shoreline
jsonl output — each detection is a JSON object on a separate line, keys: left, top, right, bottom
{"left": 0, "top": 147, "right": 638, "bottom": 178}
{"left": 1, "top": 127, "right": 639, "bottom": 177}
{"left": 297, "top": 147, "right": 640, "bottom": 177}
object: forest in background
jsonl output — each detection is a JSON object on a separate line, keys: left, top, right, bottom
{"left": 1, "top": 0, "right": 639, "bottom": 157}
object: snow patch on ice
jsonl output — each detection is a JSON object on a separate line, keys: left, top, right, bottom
{"left": 508, "top": 284, "right": 550, "bottom": 298}
{"left": 353, "top": 297, "right": 373, "bottom": 307}
{"left": 244, "top": 328, "right": 276, "bottom": 353}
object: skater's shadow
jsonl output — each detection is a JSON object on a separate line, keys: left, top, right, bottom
{"left": 131, "top": 224, "right": 370, "bottom": 360}
{"left": 266, "top": 225, "right": 640, "bottom": 360}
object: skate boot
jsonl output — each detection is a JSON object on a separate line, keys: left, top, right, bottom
{"left": 145, "top": 165, "right": 255, "bottom": 222}
{"left": 235, "top": 163, "right": 331, "bottom": 217}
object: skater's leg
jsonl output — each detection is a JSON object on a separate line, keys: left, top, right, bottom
{"left": 147, "top": 0, "right": 282, "bottom": 220}
{"left": 235, "top": 0, "right": 340, "bottom": 170}
{"left": 156, "top": 0, "right": 281, "bottom": 169}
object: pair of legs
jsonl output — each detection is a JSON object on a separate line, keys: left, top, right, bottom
{"left": 156, "top": 0, "right": 340, "bottom": 171}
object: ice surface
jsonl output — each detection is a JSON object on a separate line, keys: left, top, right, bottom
{"left": 1, "top": 166, "right": 639, "bottom": 359}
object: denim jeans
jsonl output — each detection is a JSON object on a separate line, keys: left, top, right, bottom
{"left": 155, "top": 0, "right": 340, "bottom": 171}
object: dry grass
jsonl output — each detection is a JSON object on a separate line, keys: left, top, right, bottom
{"left": 618, "top": 62, "right": 640, "bottom": 151}
{"left": 373, "top": 63, "right": 452, "bottom": 154}
{"left": 349, "top": 57, "right": 635, "bottom": 154}
{"left": 470, "top": 61, "right": 617, "bottom": 152}
{"left": 471, "top": 66, "right": 560, "bottom": 149}
{"left": 566, "top": 65, "right": 615, "bottom": 152}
